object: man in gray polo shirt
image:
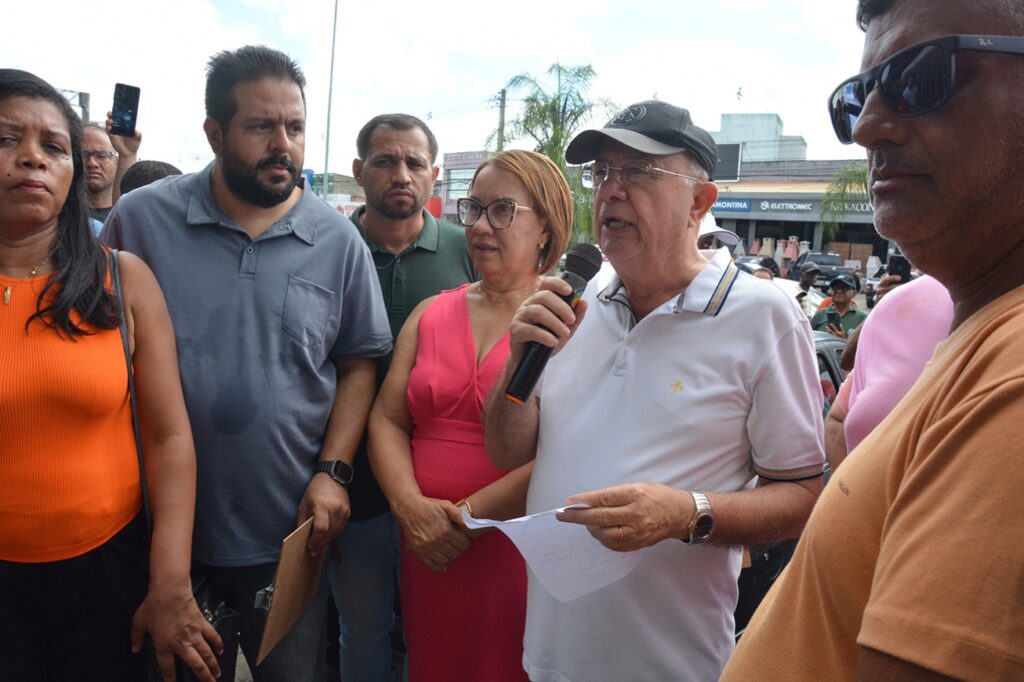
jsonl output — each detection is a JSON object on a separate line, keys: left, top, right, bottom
{"left": 102, "top": 46, "right": 391, "bottom": 680}
{"left": 327, "top": 113, "right": 475, "bottom": 682}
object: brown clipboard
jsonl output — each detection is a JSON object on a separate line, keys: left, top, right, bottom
{"left": 255, "top": 517, "right": 326, "bottom": 665}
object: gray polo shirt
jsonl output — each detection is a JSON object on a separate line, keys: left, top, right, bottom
{"left": 102, "top": 164, "right": 392, "bottom": 566}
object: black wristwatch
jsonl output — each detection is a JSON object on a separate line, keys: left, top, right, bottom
{"left": 314, "top": 460, "right": 354, "bottom": 487}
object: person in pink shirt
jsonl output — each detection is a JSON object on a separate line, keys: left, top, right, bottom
{"left": 825, "top": 275, "right": 953, "bottom": 468}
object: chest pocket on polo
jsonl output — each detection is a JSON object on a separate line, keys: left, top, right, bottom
{"left": 282, "top": 274, "right": 335, "bottom": 346}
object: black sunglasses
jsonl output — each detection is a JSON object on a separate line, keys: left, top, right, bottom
{"left": 828, "top": 34, "right": 1024, "bottom": 144}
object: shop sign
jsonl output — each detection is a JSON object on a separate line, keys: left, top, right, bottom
{"left": 713, "top": 199, "right": 751, "bottom": 212}
{"left": 832, "top": 201, "right": 873, "bottom": 213}
{"left": 760, "top": 200, "right": 814, "bottom": 212}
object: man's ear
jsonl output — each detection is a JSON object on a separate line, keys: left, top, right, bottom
{"left": 431, "top": 165, "right": 440, "bottom": 183}
{"left": 692, "top": 180, "right": 719, "bottom": 221}
{"left": 203, "top": 118, "right": 223, "bottom": 156}
{"left": 352, "top": 158, "right": 364, "bottom": 187}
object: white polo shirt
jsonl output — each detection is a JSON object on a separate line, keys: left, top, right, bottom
{"left": 524, "top": 248, "right": 825, "bottom": 682}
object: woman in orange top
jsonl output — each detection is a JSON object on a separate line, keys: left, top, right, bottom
{"left": 0, "top": 70, "right": 220, "bottom": 681}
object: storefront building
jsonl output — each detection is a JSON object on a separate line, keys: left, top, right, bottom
{"left": 708, "top": 114, "right": 887, "bottom": 273}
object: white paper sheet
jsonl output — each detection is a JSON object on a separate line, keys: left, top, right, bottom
{"left": 464, "top": 504, "right": 643, "bottom": 602}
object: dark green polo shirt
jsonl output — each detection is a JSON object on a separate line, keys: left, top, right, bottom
{"left": 811, "top": 304, "right": 868, "bottom": 337}
{"left": 353, "top": 207, "right": 477, "bottom": 349}
{"left": 348, "top": 206, "right": 477, "bottom": 518}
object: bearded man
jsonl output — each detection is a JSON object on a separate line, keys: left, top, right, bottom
{"left": 102, "top": 45, "right": 391, "bottom": 681}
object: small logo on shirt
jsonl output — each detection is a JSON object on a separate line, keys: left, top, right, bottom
{"left": 669, "top": 379, "right": 684, "bottom": 393}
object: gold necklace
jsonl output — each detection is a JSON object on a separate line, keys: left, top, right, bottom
{"left": 474, "top": 276, "right": 543, "bottom": 306}
{"left": 2, "top": 257, "right": 49, "bottom": 305}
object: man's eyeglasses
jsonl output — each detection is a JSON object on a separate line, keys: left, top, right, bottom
{"left": 828, "top": 34, "right": 1024, "bottom": 144}
{"left": 456, "top": 198, "right": 534, "bottom": 230}
{"left": 581, "top": 163, "right": 703, "bottom": 189}
{"left": 82, "top": 151, "right": 118, "bottom": 163}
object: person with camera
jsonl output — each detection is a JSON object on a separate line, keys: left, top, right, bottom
{"left": 82, "top": 122, "right": 138, "bottom": 223}
{"left": 811, "top": 273, "right": 866, "bottom": 339}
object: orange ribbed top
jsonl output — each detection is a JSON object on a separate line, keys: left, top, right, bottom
{"left": 0, "top": 273, "right": 141, "bottom": 562}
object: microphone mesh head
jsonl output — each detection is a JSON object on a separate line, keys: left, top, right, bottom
{"left": 564, "top": 243, "right": 603, "bottom": 282}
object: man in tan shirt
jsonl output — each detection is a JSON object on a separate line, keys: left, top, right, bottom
{"left": 723, "top": 1, "right": 1024, "bottom": 680}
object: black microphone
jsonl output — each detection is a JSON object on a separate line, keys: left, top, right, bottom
{"left": 505, "top": 243, "right": 603, "bottom": 404}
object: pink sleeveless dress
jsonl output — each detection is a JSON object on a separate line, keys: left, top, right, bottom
{"left": 402, "top": 284, "right": 529, "bottom": 681}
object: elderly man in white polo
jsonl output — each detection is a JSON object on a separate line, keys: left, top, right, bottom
{"left": 485, "top": 100, "right": 826, "bottom": 682}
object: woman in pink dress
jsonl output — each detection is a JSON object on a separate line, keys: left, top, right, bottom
{"left": 368, "top": 150, "right": 573, "bottom": 681}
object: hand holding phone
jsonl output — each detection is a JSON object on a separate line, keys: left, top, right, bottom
{"left": 887, "top": 253, "right": 912, "bottom": 283}
{"left": 827, "top": 310, "right": 842, "bottom": 329}
{"left": 110, "top": 83, "right": 140, "bottom": 137}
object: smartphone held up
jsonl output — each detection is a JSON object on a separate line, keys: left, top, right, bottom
{"left": 110, "top": 83, "right": 140, "bottom": 137}
{"left": 888, "top": 252, "right": 912, "bottom": 283}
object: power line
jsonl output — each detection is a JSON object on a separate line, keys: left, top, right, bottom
{"left": 425, "top": 98, "right": 495, "bottom": 120}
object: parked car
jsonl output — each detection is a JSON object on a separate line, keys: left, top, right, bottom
{"left": 789, "top": 250, "right": 859, "bottom": 291}
{"left": 734, "top": 331, "right": 845, "bottom": 637}
{"left": 735, "top": 255, "right": 780, "bottom": 278}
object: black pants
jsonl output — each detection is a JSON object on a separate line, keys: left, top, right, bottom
{"left": 0, "top": 513, "right": 149, "bottom": 682}
{"left": 192, "top": 560, "right": 327, "bottom": 682}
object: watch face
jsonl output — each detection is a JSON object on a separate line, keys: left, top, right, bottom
{"left": 694, "top": 514, "right": 714, "bottom": 539}
{"left": 318, "top": 460, "right": 353, "bottom": 485}
{"left": 332, "top": 461, "right": 354, "bottom": 484}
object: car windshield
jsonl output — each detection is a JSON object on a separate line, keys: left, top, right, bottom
{"left": 813, "top": 254, "right": 844, "bottom": 266}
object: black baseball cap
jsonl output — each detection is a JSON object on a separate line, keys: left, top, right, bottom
{"left": 565, "top": 100, "right": 718, "bottom": 176}
{"left": 799, "top": 261, "right": 821, "bottom": 275}
{"left": 830, "top": 273, "right": 858, "bottom": 291}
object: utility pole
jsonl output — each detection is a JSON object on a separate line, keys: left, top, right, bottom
{"left": 497, "top": 88, "right": 506, "bottom": 152}
{"left": 79, "top": 92, "right": 90, "bottom": 124}
{"left": 60, "top": 90, "right": 90, "bottom": 123}
{"left": 322, "top": 0, "right": 339, "bottom": 197}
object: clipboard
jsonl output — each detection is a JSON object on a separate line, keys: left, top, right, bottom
{"left": 255, "top": 517, "right": 327, "bottom": 665}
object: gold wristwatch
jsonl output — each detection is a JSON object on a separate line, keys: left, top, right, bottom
{"left": 682, "top": 491, "right": 714, "bottom": 544}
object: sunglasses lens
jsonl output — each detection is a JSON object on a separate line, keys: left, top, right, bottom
{"left": 829, "top": 80, "right": 864, "bottom": 144}
{"left": 828, "top": 41, "right": 954, "bottom": 144}
{"left": 880, "top": 44, "right": 951, "bottom": 115}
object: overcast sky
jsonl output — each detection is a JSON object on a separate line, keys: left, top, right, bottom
{"left": 4, "top": 0, "right": 870, "bottom": 175}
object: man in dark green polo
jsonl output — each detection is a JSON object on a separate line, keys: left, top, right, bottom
{"left": 328, "top": 113, "right": 476, "bottom": 682}
{"left": 812, "top": 273, "right": 867, "bottom": 339}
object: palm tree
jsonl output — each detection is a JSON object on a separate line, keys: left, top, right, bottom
{"left": 496, "top": 63, "right": 608, "bottom": 243}
{"left": 820, "top": 161, "right": 869, "bottom": 243}
{"left": 505, "top": 63, "right": 597, "bottom": 168}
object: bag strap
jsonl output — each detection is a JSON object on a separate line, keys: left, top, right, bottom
{"left": 111, "top": 249, "right": 153, "bottom": 536}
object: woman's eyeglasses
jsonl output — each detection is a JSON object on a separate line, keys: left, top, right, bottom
{"left": 456, "top": 198, "right": 534, "bottom": 230}
{"left": 828, "top": 34, "right": 1024, "bottom": 144}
